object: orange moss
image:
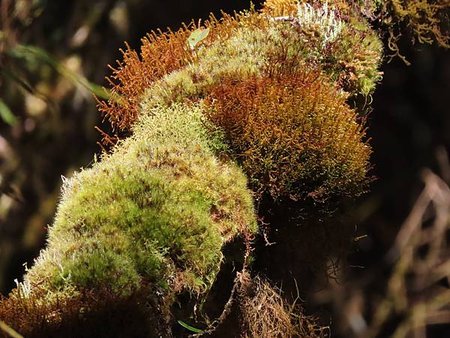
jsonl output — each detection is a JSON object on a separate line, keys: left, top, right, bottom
{"left": 262, "top": 0, "right": 299, "bottom": 17}
{"left": 97, "top": 27, "right": 193, "bottom": 133}
{"left": 205, "top": 69, "right": 371, "bottom": 202}
{"left": 97, "top": 13, "right": 243, "bottom": 136}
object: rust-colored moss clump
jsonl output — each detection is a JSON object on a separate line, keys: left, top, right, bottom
{"left": 97, "top": 13, "right": 243, "bottom": 135}
{"left": 97, "top": 27, "right": 193, "bottom": 133}
{"left": 262, "top": 0, "right": 300, "bottom": 17}
{"left": 206, "top": 71, "right": 371, "bottom": 202}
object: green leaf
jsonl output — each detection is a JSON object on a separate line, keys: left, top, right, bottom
{"left": 187, "top": 28, "right": 210, "bottom": 50}
{"left": 0, "top": 99, "right": 17, "bottom": 126}
{"left": 177, "top": 320, "right": 204, "bottom": 334}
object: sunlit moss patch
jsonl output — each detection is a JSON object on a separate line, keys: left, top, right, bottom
{"left": 205, "top": 71, "right": 371, "bottom": 202}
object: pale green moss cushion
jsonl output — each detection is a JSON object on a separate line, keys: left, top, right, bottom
{"left": 25, "top": 103, "right": 256, "bottom": 299}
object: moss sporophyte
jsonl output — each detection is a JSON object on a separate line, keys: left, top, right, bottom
{"left": 1, "top": 0, "right": 448, "bottom": 336}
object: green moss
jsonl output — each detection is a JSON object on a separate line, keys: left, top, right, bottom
{"left": 24, "top": 103, "right": 256, "bottom": 309}
{"left": 141, "top": 21, "right": 269, "bottom": 108}
{"left": 2, "top": 1, "right": 388, "bottom": 333}
{"left": 55, "top": 242, "right": 141, "bottom": 295}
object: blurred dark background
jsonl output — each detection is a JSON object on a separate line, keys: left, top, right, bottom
{"left": 0, "top": 0, "right": 449, "bottom": 335}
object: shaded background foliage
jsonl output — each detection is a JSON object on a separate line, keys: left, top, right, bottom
{"left": 0, "top": 0, "right": 449, "bottom": 336}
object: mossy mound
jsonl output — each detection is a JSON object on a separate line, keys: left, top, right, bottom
{"left": 103, "top": 1, "right": 383, "bottom": 134}
{"left": 1, "top": 0, "right": 394, "bottom": 335}
{"left": 206, "top": 72, "right": 371, "bottom": 202}
{"left": 0, "top": 104, "right": 256, "bottom": 335}
{"left": 133, "top": 3, "right": 378, "bottom": 202}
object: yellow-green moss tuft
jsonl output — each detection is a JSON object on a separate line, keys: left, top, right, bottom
{"left": 262, "top": 0, "right": 383, "bottom": 96}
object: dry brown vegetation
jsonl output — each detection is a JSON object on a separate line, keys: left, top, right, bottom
{"left": 238, "top": 272, "right": 329, "bottom": 338}
{"left": 381, "top": 0, "right": 450, "bottom": 63}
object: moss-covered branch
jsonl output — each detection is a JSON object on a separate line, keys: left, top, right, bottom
{"left": 1, "top": 0, "right": 448, "bottom": 337}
